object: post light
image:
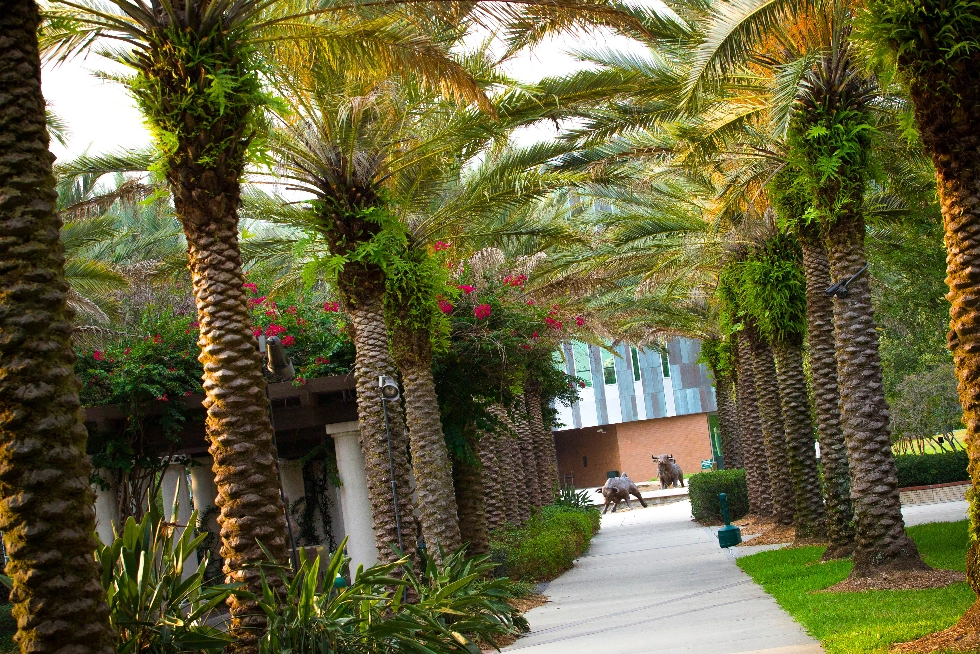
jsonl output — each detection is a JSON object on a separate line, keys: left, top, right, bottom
{"left": 717, "top": 492, "right": 742, "bottom": 548}
{"left": 825, "top": 264, "right": 868, "bottom": 299}
{"left": 379, "top": 375, "right": 404, "bottom": 552}
{"left": 266, "top": 336, "right": 296, "bottom": 381}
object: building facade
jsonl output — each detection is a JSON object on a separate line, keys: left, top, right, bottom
{"left": 553, "top": 337, "right": 720, "bottom": 488}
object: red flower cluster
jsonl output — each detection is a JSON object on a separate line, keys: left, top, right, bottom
{"left": 314, "top": 356, "right": 331, "bottom": 365}
{"left": 152, "top": 334, "right": 163, "bottom": 344}
{"left": 248, "top": 296, "right": 267, "bottom": 307}
{"left": 157, "top": 394, "right": 169, "bottom": 402}
{"left": 265, "top": 309, "right": 277, "bottom": 317}
{"left": 323, "top": 301, "right": 340, "bottom": 312}
{"left": 575, "top": 316, "right": 585, "bottom": 326}
{"left": 526, "top": 300, "right": 535, "bottom": 306}
{"left": 93, "top": 350, "right": 105, "bottom": 361}
{"left": 434, "top": 241, "right": 451, "bottom": 251}
{"left": 265, "top": 324, "right": 287, "bottom": 337}
{"left": 285, "top": 305, "right": 297, "bottom": 314}
{"left": 474, "top": 304, "right": 492, "bottom": 320}
{"left": 438, "top": 299, "right": 454, "bottom": 314}
{"left": 504, "top": 274, "right": 527, "bottom": 287}
{"left": 545, "top": 316, "right": 563, "bottom": 330}
{"left": 457, "top": 284, "right": 476, "bottom": 294}
{"left": 281, "top": 335, "right": 296, "bottom": 346}
{"left": 243, "top": 282, "right": 258, "bottom": 294}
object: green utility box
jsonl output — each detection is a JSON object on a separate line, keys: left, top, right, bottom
{"left": 717, "top": 492, "right": 743, "bottom": 548}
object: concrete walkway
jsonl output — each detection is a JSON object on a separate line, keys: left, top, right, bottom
{"left": 505, "top": 499, "right": 971, "bottom": 654}
{"left": 504, "top": 501, "right": 823, "bottom": 654}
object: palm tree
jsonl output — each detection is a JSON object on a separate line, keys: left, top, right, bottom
{"left": 0, "top": 3, "right": 115, "bottom": 652}
{"left": 741, "top": 232, "right": 826, "bottom": 538}
{"left": 700, "top": 338, "right": 743, "bottom": 468}
{"left": 788, "top": 18, "right": 925, "bottom": 574}
{"left": 864, "top": 0, "right": 980, "bottom": 619}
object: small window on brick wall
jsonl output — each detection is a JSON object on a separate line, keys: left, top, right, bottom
{"left": 583, "top": 456, "right": 588, "bottom": 467}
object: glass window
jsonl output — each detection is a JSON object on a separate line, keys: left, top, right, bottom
{"left": 572, "top": 341, "right": 592, "bottom": 388}
{"left": 630, "top": 346, "right": 641, "bottom": 381}
{"left": 601, "top": 349, "right": 617, "bottom": 385}
{"left": 661, "top": 347, "right": 671, "bottom": 378}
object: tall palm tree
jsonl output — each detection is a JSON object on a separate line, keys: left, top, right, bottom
{"left": 741, "top": 232, "right": 826, "bottom": 538}
{"left": 0, "top": 3, "right": 114, "bottom": 652}
{"left": 865, "top": 0, "right": 980, "bottom": 619}
{"left": 700, "top": 337, "right": 743, "bottom": 468}
{"left": 788, "top": 19, "right": 924, "bottom": 574}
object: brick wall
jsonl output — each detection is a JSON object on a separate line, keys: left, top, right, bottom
{"left": 554, "top": 426, "right": 621, "bottom": 488}
{"left": 615, "top": 413, "right": 713, "bottom": 482}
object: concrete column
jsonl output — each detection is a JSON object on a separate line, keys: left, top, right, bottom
{"left": 161, "top": 463, "right": 198, "bottom": 577}
{"left": 93, "top": 471, "right": 119, "bottom": 545}
{"left": 326, "top": 421, "right": 378, "bottom": 573}
{"left": 279, "top": 458, "right": 306, "bottom": 546}
{"left": 189, "top": 457, "right": 221, "bottom": 579}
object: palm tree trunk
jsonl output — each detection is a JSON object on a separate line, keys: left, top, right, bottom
{"left": 896, "top": 39, "right": 980, "bottom": 611}
{"left": 478, "top": 430, "right": 507, "bottom": 533}
{"left": 715, "top": 372, "right": 743, "bottom": 469}
{"left": 0, "top": 5, "right": 115, "bottom": 651}
{"left": 452, "top": 453, "right": 489, "bottom": 555}
{"left": 773, "top": 342, "right": 827, "bottom": 539}
{"left": 525, "top": 384, "right": 558, "bottom": 506}
{"left": 823, "top": 213, "right": 925, "bottom": 575}
{"left": 513, "top": 402, "right": 542, "bottom": 510}
{"left": 391, "top": 329, "right": 462, "bottom": 556}
{"left": 734, "top": 331, "right": 773, "bottom": 516}
{"left": 751, "top": 336, "right": 795, "bottom": 525}
{"left": 341, "top": 293, "right": 419, "bottom": 564}
{"left": 800, "top": 228, "right": 854, "bottom": 559}
{"left": 489, "top": 405, "right": 526, "bottom": 524}
{"left": 178, "top": 191, "right": 290, "bottom": 652}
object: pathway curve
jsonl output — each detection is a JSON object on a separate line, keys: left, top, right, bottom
{"left": 503, "top": 501, "right": 823, "bottom": 654}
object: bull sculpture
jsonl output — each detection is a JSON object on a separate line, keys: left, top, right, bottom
{"left": 595, "top": 474, "right": 647, "bottom": 514}
{"left": 656, "top": 454, "right": 684, "bottom": 488}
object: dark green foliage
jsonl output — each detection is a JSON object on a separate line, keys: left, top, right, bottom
{"left": 256, "top": 541, "right": 529, "bottom": 654}
{"left": 0, "top": 605, "right": 13, "bottom": 654}
{"left": 554, "top": 486, "right": 594, "bottom": 509}
{"left": 384, "top": 240, "right": 452, "bottom": 356}
{"left": 769, "top": 165, "right": 811, "bottom": 231}
{"left": 889, "top": 363, "right": 963, "bottom": 453}
{"left": 894, "top": 450, "right": 969, "bottom": 488}
{"left": 698, "top": 337, "right": 735, "bottom": 377}
{"left": 97, "top": 510, "right": 240, "bottom": 653}
{"left": 689, "top": 469, "right": 749, "bottom": 523}
{"left": 490, "top": 505, "right": 600, "bottom": 582}
{"left": 739, "top": 234, "right": 808, "bottom": 346}
{"left": 131, "top": 22, "right": 273, "bottom": 174}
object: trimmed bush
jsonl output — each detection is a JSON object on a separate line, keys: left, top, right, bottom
{"left": 490, "top": 505, "right": 600, "bottom": 582}
{"left": 689, "top": 469, "right": 749, "bottom": 523}
{"left": 894, "top": 450, "right": 968, "bottom": 488}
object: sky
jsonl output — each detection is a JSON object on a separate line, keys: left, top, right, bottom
{"left": 40, "top": 28, "right": 641, "bottom": 163}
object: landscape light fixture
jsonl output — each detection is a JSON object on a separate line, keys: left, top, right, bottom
{"left": 825, "top": 264, "right": 868, "bottom": 299}
{"left": 265, "top": 336, "right": 296, "bottom": 381}
{"left": 379, "top": 375, "right": 404, "bottom": 551}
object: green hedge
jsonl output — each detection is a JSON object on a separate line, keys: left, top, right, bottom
{"left": 490, "top": 505, "right": 601, "bottom": 582}
{"left": 689, "top": 469, "right": 749, "bottom": 523}
{"left": 894, "top": 450, "right": 969, "bottom": 488}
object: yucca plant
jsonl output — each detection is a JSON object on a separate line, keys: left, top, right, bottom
{"left": 97, "top": 508, "right": 242, "bottom": 654}
{"left": 554, "top": 486, "right": 594, "bottom": 510}
{"left": 256, "top": 541, "right": 526, "bottom": 654}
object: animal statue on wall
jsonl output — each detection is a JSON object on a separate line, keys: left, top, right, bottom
{"left": 656, "top": 454, "right": 685, "bottom": 488}
{"left": 595, "top": 474, "right": 648, "bottom": 514}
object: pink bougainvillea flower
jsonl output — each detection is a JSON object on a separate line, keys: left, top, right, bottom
{"left": 285, "top": 305, "right": 297, "bottom": 314}
{"left": 158, "top": 394, "right": 168, "bottom": 402}
{"left": 281, "top": 335, "right": 296, "bottom": 346}
{"left": 295, "top": 376, "right": 307, "bottom": 385}
{"left": 457, "top": 284, "right": 476, "bottom": 294}
{"left": 184, "top": 391, "right": 193, "bottom": 397}
{"left": 248, "top": 296, "right": 267, "bottom": 308}
{"left": 438, "top": 300, "right": 454, "bottom": 314}
{"left": 504, "top": 274, "right": 527, "bottom": 287}
{"left": 532, "top": 331, "right": 538, "bottom": 339}
{"left": 253, "top": 327, "right": 262, "bottom": 337}
{"left": 575, "top": 316, "right": 585, "bottom": 326}
{"left": 93, "top": 350, "right": 104, "bottom": 361}
{"left": 526, "top": 299, "right": 535, "bottom": 306}
{"left": 296, "top": 317, "right": 307, "bottom": 327}
{"left": 474, "top": 303, "right": 492, "bottom": 320}
{"left": 242, "top": 282, "right": 258, "bottom": 293}
{"left": 579, "top": 380, "right": 586, "bottom": 388}
{"left": 152, "top": 334, "right": 163, "bottom": 344}
{"left": 265, "top": 309, "right": 277, "bottom": 317}
{"left": 434, "top": 241, "right": 451, "bottom": 251}
{"left": 544, "top": 316, "right": 562, "bottom": 330}
{"left": 323, "top": 301, "right": 340, "bottom": 312}
{"left": 521, "top": 344, "right": 532, "bottom": 350}
{"left": 123, "top": 348, "right": 131, "bottom": 355}
{"left": 266, "top": 324, "right": 287, "bottom": 337}
{"left": 315, "top": 356, "right": 331, "bottom": 365}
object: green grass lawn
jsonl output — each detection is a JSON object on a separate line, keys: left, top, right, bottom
{"left": 0, "top": 604, "right": 14, "bottom": 653}
{"left": 738, "top": 521, "right": 978, "bottom": 654}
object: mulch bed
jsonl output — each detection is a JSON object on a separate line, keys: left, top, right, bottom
{"left": 819, "top": 569, "right": 966, "bottom": 594}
